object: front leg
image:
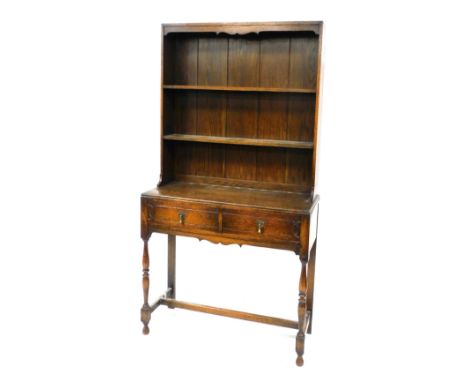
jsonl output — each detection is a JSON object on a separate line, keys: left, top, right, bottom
{"left": 307, "top": 201, "right": 319, "bottom": 334}
{"left": 141, "top": 237, "right": 151, "bottom": 334}
{"left": 167, "top": 234, "right": 176, "bottom": 302}
{"left": 306, "top": 239, "right": 317, "bottom": 334}
{"left": 296, "top": 253, "right": 308, "bottom": 366}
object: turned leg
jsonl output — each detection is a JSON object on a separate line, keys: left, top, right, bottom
{"left": 141, "top": 238, "right": 151, "bottom": 334}
{"left": 307, "top": 204, "right": 319, "bottom": 334}
{"left": 306, "top": 240, "right": 316, "bottom": 334}
{"left": 296, "top": 254, "right": 308, "bottom": 367}
{"left": 167, "top": 234, "right": 176, "bottom": 303}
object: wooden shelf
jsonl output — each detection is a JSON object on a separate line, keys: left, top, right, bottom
{"left": 163, "top": 134, "right": 313, "bottom": 149}
{"left": 163, "top": 84, "right": 316, "bottom": 94}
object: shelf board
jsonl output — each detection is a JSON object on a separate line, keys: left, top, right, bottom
{"left": 163, "top": 84, "right": 316, "bottom": 94}
{"left": 163, "top": 134, "right": 313, "bottom": 149}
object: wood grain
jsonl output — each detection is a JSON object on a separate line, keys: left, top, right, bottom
{"left": 167, "top": 235, "right": 176, "bottom": 300}
{"left": 163, "top": 21, "right": 322, "bottom": 36}
{"left": 228, "top": 36, "right": 259, "bottom": 87}
{"left": 163, "top": 133, "right": 313, "bottom": 149}
{"left": 287, "top": 94, "right": 314, "bottom": 142}
{"left": 222, "top": 208, "right": 300, "bottom": 242}
{"left": 289, "top": 35, "right": 318, "bottom": 89}
{"left": 175, "top": 174, "right": 310, "bottom": 193}
{"left": 171, "top": 36, "right": 198, "bottom": 85}
{"left": 140, "top": 239, "right": 151, "bottom": 334}
{"left": 163, "top": 85, "right": 315, "bottom": 93}
{"left": 142, "top": 181, "right": 312, "bottom": 213}
{"left": 161, "top": 298, "right": 299, "bottom": 329}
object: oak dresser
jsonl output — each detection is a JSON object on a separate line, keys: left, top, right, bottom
{"left": 140, "top": 21, "right": 323, "bottom": 366}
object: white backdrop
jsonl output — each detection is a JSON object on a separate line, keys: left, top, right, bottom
{"left": 1, "top": 1, "right": 468, "bottom": 381}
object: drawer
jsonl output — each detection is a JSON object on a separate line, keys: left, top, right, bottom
{"left": 145, "top": 200, "right": 219, "bottom": 232}
{"left": 222, "top": 209, "right": 301, "bottom": 243}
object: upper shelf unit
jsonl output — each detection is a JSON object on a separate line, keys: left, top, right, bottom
{"left": 159, "top": 23, "right": 321, "bottom": 192}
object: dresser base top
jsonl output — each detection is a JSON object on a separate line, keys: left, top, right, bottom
{"left": 142, "top": 181, "right": 313, "bottom": 214}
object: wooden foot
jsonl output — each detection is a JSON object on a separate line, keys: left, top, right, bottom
{"left": 296, "top": 255, "right": 308, "bottom": 366}
{"left": 141, "top": 238, "right": 151, "bottom": 334}
{"left": 141, "top": 306, "right": 151, "bottom": 335}
{"left": 296, "top": 341, "right": 305, "bottom": 366}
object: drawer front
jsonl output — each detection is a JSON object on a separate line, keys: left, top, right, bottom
{"left": 222, "top": 209, "right": 300, "bottom": 243}
{"left": 146, "top": 200, "right": 219, "bottom": 232}
{"left": 143, "top": 198, "right": 302, "bottom": 247}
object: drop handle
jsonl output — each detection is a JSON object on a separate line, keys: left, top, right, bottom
{"left": 178, "top": 211, "right": 185, "bottom": 224}
{"left": 256, "top": 220, "right": 265, "bottom": 234}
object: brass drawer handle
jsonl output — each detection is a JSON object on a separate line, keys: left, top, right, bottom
{"left": 178, "top": 211, "right": 185, "bottom": 224}
{"left": 256, "top": 220, "right": 265, "bottom": 234}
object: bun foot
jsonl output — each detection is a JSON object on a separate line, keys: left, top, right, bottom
{"left": 142, "top": 326, "right": 150, "bottom": 335}
{"left": 296, "top": 356, "right": 304, "bottom": 367}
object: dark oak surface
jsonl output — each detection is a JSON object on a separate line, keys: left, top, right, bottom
{"left": 142, "top": 181, "right": 312, "bottom": 213}
{"left": 162, "top": 298, "right": 300, "bottom": 330}
{"left": 141, "top": 21, "right": 322, "bottom": 367}
{"left": 163, "top": 84, "right": 315, "bottom": 93}
{"left": 163, "top": 133, "right": 314, "bottom": 149}
{"left": 163, "top": 21, "right": 322, "bottom": 36}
